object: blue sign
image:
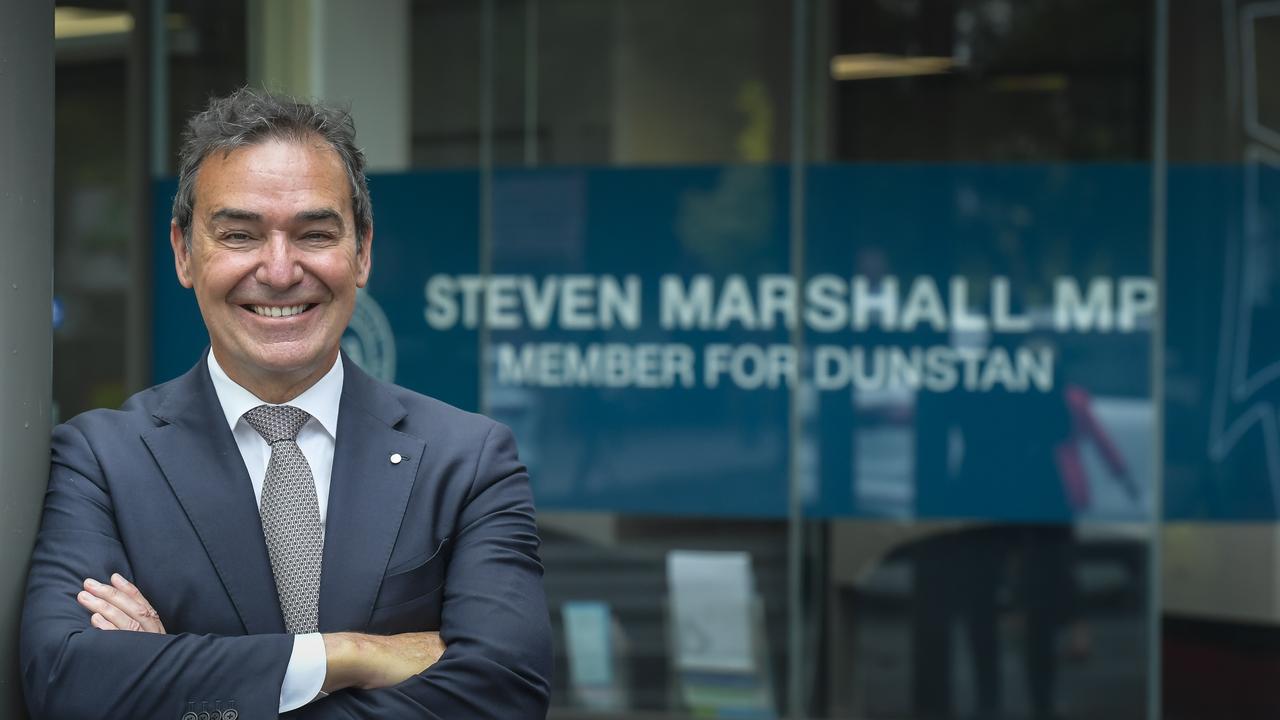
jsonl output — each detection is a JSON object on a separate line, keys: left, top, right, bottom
{"left": 149, "top": 163, "right": 1255, "bottom": 522}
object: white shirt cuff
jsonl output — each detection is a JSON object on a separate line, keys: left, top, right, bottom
{"left": 280, "top": 632, "right": 328, "bottom": 713}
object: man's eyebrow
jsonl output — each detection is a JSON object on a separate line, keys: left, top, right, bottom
{"left": 295, "top": 208, "right": 345, "bottom": 228}
{"left": 207, "top": 207, "right": 345, "bottom": 229}
{"left": 209, "top": 208, "right": 262, "bottom": 223}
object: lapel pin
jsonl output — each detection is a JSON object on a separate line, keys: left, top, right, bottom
{"left": 390, "top": 453, "right": 403, "bottom": 465}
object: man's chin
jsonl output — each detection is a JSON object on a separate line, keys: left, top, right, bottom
{"left": 222, "top": 344, "right": 338, "bottom": 381}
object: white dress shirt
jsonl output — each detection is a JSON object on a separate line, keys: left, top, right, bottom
{"left": 207, "top": 350, "right": 337, "bottom": 713}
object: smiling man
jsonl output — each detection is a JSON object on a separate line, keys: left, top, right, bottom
{"left": 19, "top": 88, "right": 551, "bottom": 719}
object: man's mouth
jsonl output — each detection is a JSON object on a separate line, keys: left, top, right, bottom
{"left": 244, "top": 303, "right": 317, "bottom": 318}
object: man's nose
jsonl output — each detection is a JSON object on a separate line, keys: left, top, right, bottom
{"left": 255, "top": 233, "right": 303, "bottom": 288}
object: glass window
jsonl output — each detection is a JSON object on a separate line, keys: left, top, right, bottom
{"left": 97, "top": 0, "right": 1280, "bottom": 717}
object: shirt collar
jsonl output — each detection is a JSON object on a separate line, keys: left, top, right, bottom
{"left": 206, "top": 350, "right": 344, "bottom": 439}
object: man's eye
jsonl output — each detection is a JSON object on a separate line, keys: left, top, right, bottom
{"left": 222, "top": 232, "right": 253, "bottom": 243}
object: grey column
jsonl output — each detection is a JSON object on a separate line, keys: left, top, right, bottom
{"left": 0, "top": 2, "right": 54, "bottom": 719}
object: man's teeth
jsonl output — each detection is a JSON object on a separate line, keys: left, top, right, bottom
{"left": 250, "top": 304, "right": 309, "bottom": 318}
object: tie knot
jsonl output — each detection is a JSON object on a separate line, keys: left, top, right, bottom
{"left": 243, "top": 404, "right": 311, "bottom": 443}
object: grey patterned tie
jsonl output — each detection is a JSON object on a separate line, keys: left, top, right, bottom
{"left": 243, "top": 404, "right": 323, "bottom": 634}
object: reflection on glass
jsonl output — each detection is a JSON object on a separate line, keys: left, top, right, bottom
{"left": 541, "top": 516, "right": 790, "bottom": 715}
{"left": 420, "top": 1, "right": 1163, "bottom": 718}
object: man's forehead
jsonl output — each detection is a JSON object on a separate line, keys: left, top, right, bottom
{"left": 201, "top": 137, "right": 344, "bottom": 176}
{"left": 193, "top": 138, "right": 354, "bottom": 218}
{"left": 214, "top": 134, "right": 338, "bottom": 162}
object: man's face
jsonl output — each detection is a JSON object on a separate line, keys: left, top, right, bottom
{"left": 170, "top": 137, "right": 371, "bottom": 398}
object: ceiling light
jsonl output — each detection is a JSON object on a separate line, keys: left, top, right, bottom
{"left": 55, "top": 8, "right": 133, "bottom": 40}
{"left": 830, "top": 53, "right": 954, "bottom": 81}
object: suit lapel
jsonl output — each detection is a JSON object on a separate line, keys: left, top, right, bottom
{"left": 318, "top": 356, "right": 423, "bottom": 632}
{"left": 141, "top": 355, "right": 286, "bottom": 635}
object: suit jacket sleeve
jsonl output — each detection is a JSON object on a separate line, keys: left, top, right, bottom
{"left": 284, "top": 421, "right": 552, "bottom": 720}
{"left": 20, "top": 422, "right": 295, "bottom": 720}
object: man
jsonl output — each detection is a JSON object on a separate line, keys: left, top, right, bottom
{"left": 20, "top": 88, "right": 552, "bottom": 719}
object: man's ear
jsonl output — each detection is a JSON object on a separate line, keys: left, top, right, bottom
{"left": 170, "top": 220, "right": 194, "bottom": 289}
{"left": 356, "top": 226, "right": 373, "bottom": 288}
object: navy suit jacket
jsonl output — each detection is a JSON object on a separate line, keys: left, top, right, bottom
{"left": 20, "top": 353, "right": 552, "bottom": 719}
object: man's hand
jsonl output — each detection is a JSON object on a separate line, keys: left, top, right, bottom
{"left": 77, "top": 573, "right": 166, "bottom": 633}
{"left": 321, "top": 632, "right": 447, "bottom": 692}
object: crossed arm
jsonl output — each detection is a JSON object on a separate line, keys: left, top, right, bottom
{"left": 76, "top": 574, "right": 443, "bottom": 696}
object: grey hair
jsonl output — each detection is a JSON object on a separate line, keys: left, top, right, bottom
{"left": 172, "top": 86, "right": 372, "bottom": 251}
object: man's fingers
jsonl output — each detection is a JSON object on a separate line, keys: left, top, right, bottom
{"left": 83, "top": 578, "right": 142, "bottom": 615}
{"left": 79, "top": 577, "right": 165, "bottom": 633}
{"left": 111, "top": 572, "right": 152, "bottom": 609}
{"left": 109, "top": 573, "right": 164, "bottom": 627}
{"left": 78, "top": 590, "right": 143, "bottom": 632}
{"left": 110, "top": 573, "right": 142, "bottom": 598}
{"left": 89, "top": 612, "right": 117, "bottom": 630}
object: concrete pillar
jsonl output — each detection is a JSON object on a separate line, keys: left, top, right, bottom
{"left": 0, "top": 1, "right": 54, "bottom": 718}
{"left": 248, "top": 0, "right": 410, "bottom": 171}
